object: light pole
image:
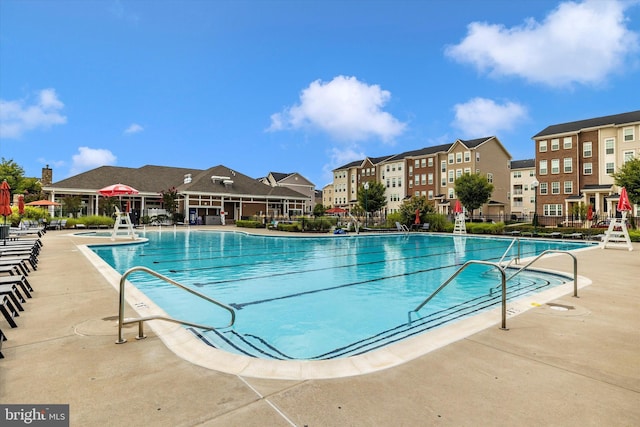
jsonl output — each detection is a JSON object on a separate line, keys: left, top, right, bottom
{"left": 363, "top": 182, "right": 369, "bottom": 227}
{"left": 531, "top": 179, "right": 539, "bottom": 233}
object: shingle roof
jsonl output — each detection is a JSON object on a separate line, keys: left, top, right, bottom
{"left": 510, "top": 159, "right": 535, "bottom": 169}
{"left": 533, "top": 110, "right": 640, "bottom": 139}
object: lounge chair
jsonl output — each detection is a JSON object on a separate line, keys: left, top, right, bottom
{"left": 0, "top": 284, "right": 25, "bottom": 312}
{"left": 0, "top": 275, "right": 33, "bottom": 298}
{"left": 419, "top": 223, "right": 430, "bottom": 231}
{"left": 0, "top": 259, "right": 31, "bottom": 275}
{"left": 0, "top": 294, "right": 19, "bottom": 328}
{"left": 0, "top": 327, "right": 6, "bottom": 358}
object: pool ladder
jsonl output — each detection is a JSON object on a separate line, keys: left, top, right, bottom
{"left": 408, "top": 249, "right": 578, "bottom": 330}
{"left": 116, "top": 266, "right": 235, "bottom": 344}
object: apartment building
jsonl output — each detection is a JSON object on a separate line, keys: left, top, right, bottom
{"left": 509, "top": 159, "right": 536, "bottom": 220}
{"left": 331, "top": 136, "right": 512, "bottom": 220}
{"left": 532, "top": 110, "right": 640, "bottom": 223}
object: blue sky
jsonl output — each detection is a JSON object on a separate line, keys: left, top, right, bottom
{"left": 1, "top": 0, "right": 639, "bottom": 188}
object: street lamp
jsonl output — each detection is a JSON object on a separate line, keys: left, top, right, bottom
{"left": 531, "top": 179, "right": 539, "bottom": 232}
{"left": 363, "top": 182, "right": 369, "bottom": 227}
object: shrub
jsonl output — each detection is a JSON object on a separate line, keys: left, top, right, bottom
{"left": 236, "top": 220, "right": 265, "bottom": 229}
{"left": 424, "top": 213, "right": 450, "bottom": 232}
{"left": 466, "top": 222, "right": 505, "bottom": 235}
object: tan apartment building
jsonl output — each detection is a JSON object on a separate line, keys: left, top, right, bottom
{"left": 259, "top": 172, "right": 315, "bottom": 214}
{"left": 509, "top": 159, "right": 536, "bottom": 220}
{"left": 533, "top": 110, "right": 640, "bottom": 224}
{"left": 331, "top": 136, "right": 512, "bottom": 221}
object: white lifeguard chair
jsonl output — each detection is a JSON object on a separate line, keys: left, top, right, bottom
{"left": 601, "top": 212, "right": 633, "bottom": 251}
{"left": 112, "top": 206, "right": 137, "bottom": 240}
{"left": 602, "top": 187, "right": 633, "bottom": 251}
{"left": 453, "top": 213, "right": 467, "bottom": 235}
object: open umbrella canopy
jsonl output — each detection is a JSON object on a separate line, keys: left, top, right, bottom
{"left": 453, "top": 199, "right": 463, "bottom": 214}
{"left": 26, "top": 200, "right": 61, "bottom": 206}
{"left": 326, "top": 207, "right": 347, "bottom": 214}
{"left": 0, "top": 180, "right": 11, "bottom": 217}
{"left": 617, "top": 187, "right": 632, "bottom": 212}
{"left": 18, "top": 195, "right": 25, "bottom": 215}
{"left": 97, "top": 183, "right": 139, "bottom": 197}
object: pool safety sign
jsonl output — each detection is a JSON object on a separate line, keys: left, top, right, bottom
{"left": 1, "top": 405, "right": 69, "bottom": 426}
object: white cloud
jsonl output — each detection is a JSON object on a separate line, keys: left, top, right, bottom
{"left": 69, "top": 147, "right": 117, "bottom": 176}
{"left": 321, "top": 146, "right": 366, "bottom": 186}
{"left": 268, "top": 75, "right": 406, "bottom": 143}
{"left": 445, "top": 0, "right": 639, "bottom": 87}
{"left": 124, "top": 123, "right": 144, "bottom": 134}
{"left": 452, "top": 98, "right": 528, "bottom": 137}
{"left": 0, "top": 89, "right": 67, "bottom": 139}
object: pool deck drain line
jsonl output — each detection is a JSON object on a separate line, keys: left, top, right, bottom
{"left": 236, "top": 375, "right": 297, "bottom": 427}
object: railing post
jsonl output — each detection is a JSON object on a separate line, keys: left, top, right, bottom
{"left": 499, "top": 268, "right": 508, "bottom": 330}
{"left": 116, "top": 275, "right": 127, "bottom": 344}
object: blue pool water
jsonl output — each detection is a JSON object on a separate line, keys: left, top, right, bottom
{"left": 90, "top": 231, "right": 594, "bottom": 360}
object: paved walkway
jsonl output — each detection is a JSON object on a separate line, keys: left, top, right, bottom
{"left": 1, "top": 228, "right": 638, "bottom": 426}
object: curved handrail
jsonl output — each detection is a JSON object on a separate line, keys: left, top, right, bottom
{"left": 499, "top": 238, "right": 520, "bottom": 266}
{"left": 410, "top": 260, "right": 508, "bottom": 330}
{"left": 116, "top": 266, "right": 235, "bottom": 344}
{"left": 504, "top": 250, "right": 578, "bottom": 297}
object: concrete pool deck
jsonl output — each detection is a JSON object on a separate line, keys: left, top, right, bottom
{"left": 1, "top": 227, "right": 638, "bottom": 426}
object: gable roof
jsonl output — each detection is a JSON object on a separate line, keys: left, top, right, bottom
{"left": 533, "top": 110, "right": 640, "bottom": 139}
{"left": 179, "top": 165, "right": 307, "bottom": 198}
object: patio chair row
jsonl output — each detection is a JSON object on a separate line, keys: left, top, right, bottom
{"left": 0, "top": 237, "right": 41, "bottom": 358}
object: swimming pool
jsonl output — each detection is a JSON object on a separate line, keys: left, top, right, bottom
{"left": 89, "top": 231, "right": 595, "bottom": 361}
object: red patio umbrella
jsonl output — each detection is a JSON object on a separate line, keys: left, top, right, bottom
{"left": 97, "top": 183, "right": 139, "bottom": 197}
{"left": 617, "top": 187, "right": 632, "bottom": 212}
{"left": 326, "top": 207, "right": 347, "bottom": 214}
{"left": 453, "top": 199, "right": 463, "bottom": 214}
{"left": 586, "top": 204, "right": 593, "bottom": 221}
{"left": 0, "top": 181, "right": 11, "bottom": 223}
{"left": 414, "top": 209, "right": 420, "bottom": 224}
{"left": 18, "top": 195, "right": 25, "bottom": 215}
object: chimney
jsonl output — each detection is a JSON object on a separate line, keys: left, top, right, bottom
{"left": 41, "top": 165, "right": 53, "bottom": 186}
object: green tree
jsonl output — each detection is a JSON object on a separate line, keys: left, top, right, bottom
{"left": 0, "top": 158, "right": 25, "bottom": 192}
{"left": 398, "top": 196, "right": 435, "bottom": 226}
{"left": 571, "top": 202, "right": 587, "bottom": 221}
{"left": 161, "top": 187, "right": 179, "bottom": 221}
{"left": 313, "top": 203, "right": 326, "bottom": 217}
{"left": 357, "top": 181, "right": 387, "bottom": 224}
{"left": 99, "top": 197, "right": 120, "bottom": 216}
{"left": 612, "top": 158, "right": 640, "bottom": 206}
{"left": 62, "top": 195, "right": 82, "bottom": 218}
{"left": 454, "top": 173, "right": 494, "bottom": 219}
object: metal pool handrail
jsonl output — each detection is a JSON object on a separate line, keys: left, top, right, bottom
{"left": 410, "top": 260, "right": 508, "bottom": 330}
{"left": 116, "top": 266, "right": 235, "bottom": 344}
{"left": 499, "top": 238, "right": 520, "bottom": 266}
{"left": 504, "top": 250, "right": 578, "bottom": 297}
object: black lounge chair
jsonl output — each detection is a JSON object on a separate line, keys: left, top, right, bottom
{"left": 0, "top": 327, "right": 6, "bottom": 358}
{"left": 0, "top": 294, "right": 19, "bottom": 328}
{"left": 0, "top": 275, "right": 33, "bottom": 298}
{"left": 0, "top": 283, "right": 26, "bottom": 312}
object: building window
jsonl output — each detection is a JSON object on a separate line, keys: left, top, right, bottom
{"left": 539, "top": 182, "right": 548, "bottom": 195}
{"left": 428, "top": 173, "right": 433, "bottom": 185}
{"left": 563, "top": 137, "right": 572, "bottom": 149}
{"left": 421, "top": 174, "right": 427, "bottom": 185}
{"left": 409, "top": 180, "right": 413, "bottom": 189}
{"left": 409, "top": 165, "right": 413, "bottom": 177}
{"left": 441, "top": 177, "right": 446, "bottom": 187}
{"left": 487, "top": 173, "right": 493, "bottom": 183}
{"left": 415, "top": 159, "right": 420, "bottom": 168}
{"left": 529, "top": 170, "right": 535, "bottom": 177}
{"left": 464, "top": 168, "right": 471, "bottom": 175}
{"left": 606, "top": 162, "right": 615, "bottom": 174}
{"left": 421, "top": 158, "right": 426, "bottom": 168}
{"left": 448, "top": 153, "right": 454, "bottom": 164}
{"left": 441, "top": 161, "right": 446, "bottom": 173}
{"left": 623, "top": 151, "right": 635, "bottom": 164}
{"left": 605, "top": 138, "right": 614, "bottom": 155}
{"left": 448, "top": 189, "right": 455, "bottom": 199}
{"left": 464, "top": 151, "right": 471, "bottom": 162}
{"left": 513, "top": 171, "right": 522, "bottom": 178}
{"left": 551, "top": 182, "right": 560, "bottom": 194}
{"left": 551, "top": 159, "right": 560, "bottom": 174}
{"left": 623, "top": 127, "right": 634, "bottom": 142}
{"left": 428, "top": 190, "right": 433, "bottom": 200}
{"left": 543, "top": 204, "right": 563, "bottom": 216}
{"left": 456, "top": 152, "right": 462, "bottom": 163}
{"left": 583, "top": 142, "right": 592, "bottom": 157}
{"left": 583, "top": 162, "right": 593, "bottom": 175}
{"left": 551, "top": 138, "right": 560, "bottom": 151}
{"left": 456, "top": 169, "right": 462, "bottom": 179}
{"left": 428, "top": 158, "right": 433, "bottom": 167}
{"left": 564, "top": 158, "right": 572, "bottom": 173}
{"left": 448, "top": 170, "right": 454, "bottom": 183}
{"left": 564, "top": 181, "right": 573, "bottom": 194}
{"left": 539, "top": 140, "right": 547, "bottom": 152}
{"left": 539, "top": 160, "right": 548, "bottom": 175}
